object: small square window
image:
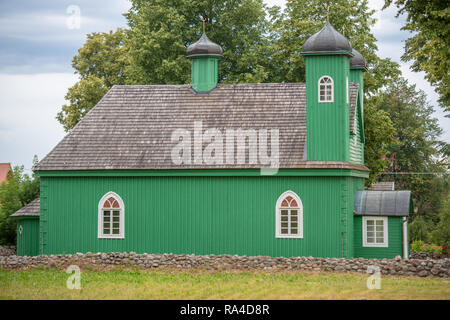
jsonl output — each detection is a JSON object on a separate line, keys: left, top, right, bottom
{"left": 363, "top": 217, "right": 388, "bottom": 247}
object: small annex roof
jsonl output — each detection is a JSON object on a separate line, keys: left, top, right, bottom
{"left": 10, "top": 198, "right": 40, "bottom": 217}
{"left": 354, "top": 190, "right": 411, "bottom": 217}
{"left": 301, "top": 22, "right": 352, "bottom": 54}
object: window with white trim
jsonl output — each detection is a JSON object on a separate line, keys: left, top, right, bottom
{"left": 276, "top": 191, "right": 303, "bottom": 238}
{"left": 318, "top": 76, "right": 334, "bottom": 102}
{"left": 363, "top": 216, "right": 388, "bottom": 247}
{"left": 98, "top": 192, "right": 125, "bottom": 239}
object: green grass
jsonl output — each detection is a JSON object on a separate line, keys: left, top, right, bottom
{"left": 0, "top": 267, "right": 449, "bottom": 300}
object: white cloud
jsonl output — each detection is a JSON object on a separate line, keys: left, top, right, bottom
{"left": 0, "top": 12, "right": 124, "bottom": 43}
{"left": 0, "top": 73, "right": 78, "bottom": 171}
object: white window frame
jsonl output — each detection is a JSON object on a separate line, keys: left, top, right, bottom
{"left": 362, "top": 216, "right": 388, "bottom": 247}
{"left": 275, "top": 190, "right": 303, "bottom": 239}
{"left": 318, "top": 75, "right": 334, "bottom": 103}
{"left": 346, "top": 76, "right": 349, "bottom": 104}
{"left": 98, "top": 191, "right": 125, "bottom": 239}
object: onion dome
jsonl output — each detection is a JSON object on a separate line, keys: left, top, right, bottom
{"left": 302, "top": 22, "right": 352, "bottom": 54}
{"left": 186, "top": 33, "right": 223, "bottom": 58}
{"left": 350, "top": 48, "right": 366, "bottom": 69}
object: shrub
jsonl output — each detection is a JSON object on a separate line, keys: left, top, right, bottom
{"left": 409, "top": 216, "right": 429, "bottom": 242}
{"left": 410, "top": 240, "right": 425, "bottom": 252}
{"left": 429, "top": 195, "right": 450, "bottom": 247}
{"left": 410, "top": 240, "right": 442, "bottom": 253}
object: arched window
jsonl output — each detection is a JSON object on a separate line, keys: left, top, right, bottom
{"left": 318, "top": 76, "right": 334, "bottom": 102}
{"left": 98, "top": 192, "right": 124, "bottom": 239}
{"left": 276, "top": 191, "right": 303, "bottom": 238}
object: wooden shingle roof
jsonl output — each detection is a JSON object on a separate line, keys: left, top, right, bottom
{"left": 35, "top": 83, "right": 361, "bottom": 171}
{"left": 10, "top": 198, "right": 40, "bottom": 217}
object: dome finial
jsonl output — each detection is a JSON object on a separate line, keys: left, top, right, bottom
{"left": 200, "top": 16, "right": 206, "bottom": 34}
{"left": 301, "top": 21, "right": 352, "bottom": 54}
{"left": 326, "top": 6, "right": 330, "bottom": 21}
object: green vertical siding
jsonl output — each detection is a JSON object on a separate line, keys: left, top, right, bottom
{"left": 353, "top": 216, "right": 403, "bottom": 259}
{"left": 39, "top": 178, "right": 49, "bottom": 255}
{"left": 191, "top": 57, "right": 219, "bottom": 92}
{"left": 40, "top": 175, "right": 363, "bottom": 258}
{"left": 16, "top": 217, "right": 40, "bottom": 256}
{"left": 305, "top": 54, "right": 351, "bottom": 161}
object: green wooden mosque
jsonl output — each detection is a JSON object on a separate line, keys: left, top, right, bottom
{"left": 12, "top": 21, "right": 411, "bottom": 259}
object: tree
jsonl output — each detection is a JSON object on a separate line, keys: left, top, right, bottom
{"left": 376, "top": 78, "right": 449, "bottom": 230}
{"left": 57, "top": 30, "right": 129, "bottom": 131}
{"left": 56, "top": 75, "right": 109, "bottom": 132}
{"left": 57, "top": 1, "right": 272, "bottom": 131}
{"left": 363, "top": 97, "right": 396, "bottom": 186}
{"left": 429, "top": 194, "right": 450, "bottom": 247}
{"left": 408, "top": 215, "right": 429, "bottom": 242}
{"left": 383, "top": 0, "right": 450, "bottom": 112}
{"left": 124, "top": 0, "right": 272, "bottom": 85}
{"left": 0, "top": 162, "right": 40, "bottom": 245}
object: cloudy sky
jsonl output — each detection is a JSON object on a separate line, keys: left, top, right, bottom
{"left": 0, "top": 0, "right": 448, "bottom": 172}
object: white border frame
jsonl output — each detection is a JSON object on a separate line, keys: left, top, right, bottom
{"left": 362, "top": 216, "right": 388, "bottom": 248}
{"left": 98, "top": 191, "right": 125, "bottom": 239}
{"left": 318, "top": 75, "right": 334, "bottom": 103}
{"left": 275, "top": 190, "right": 303, "bottom": 239}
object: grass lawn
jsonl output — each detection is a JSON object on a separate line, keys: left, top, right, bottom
{"left": 0, "top": 267, "right": 449, "bottom": 300}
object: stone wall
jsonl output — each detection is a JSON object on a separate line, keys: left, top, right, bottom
{"left": 410, "top": 251, "right": 448, "bottom": 260}
{"left": 1, "top": 251, "right": 449, "bottom": 278}
{"left": 0, "top": 246, "right": 16, "bottom": 256}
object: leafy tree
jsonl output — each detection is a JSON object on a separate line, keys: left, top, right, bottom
{"left": 0, "top": 162, "right": 40, "bottom": 245}
{"left": 56, "top": 30, "right": 129, "bottom": 131}
{"left": 383, "top": 0, "right": 450, "bottom": 112}
{"left": 376, "top": 78, "right": 449, "bottom": 230}
{"left": 125, "top": 0, "right": 272, "bottom": 85}
{"left": 429, "top": 195, "right": 450, "bottom": 247}
{"left": 56, "top": 75, "right": 109, "bottom": 132}
{"left": 57, "top": 1, "right": 272, "bottom": 131}
{"left": 363, "top": 97, "right": 396, "bottom": 186}
{"left": 408, "top": 215, "right": 429, "bottom": 242}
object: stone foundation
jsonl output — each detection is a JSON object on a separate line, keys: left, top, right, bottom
{"left": 1, "top": 251, "right": 449, "bottom": 278}
{"left": 410, "top": 251, "right": 448, "bottom": 260}
{"left": 0, "top": 246, "right": 16, "bottom": 256}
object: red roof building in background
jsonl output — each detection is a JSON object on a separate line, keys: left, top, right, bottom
{"left": 0, "top": 163, "right": 11, "bottom": 183}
